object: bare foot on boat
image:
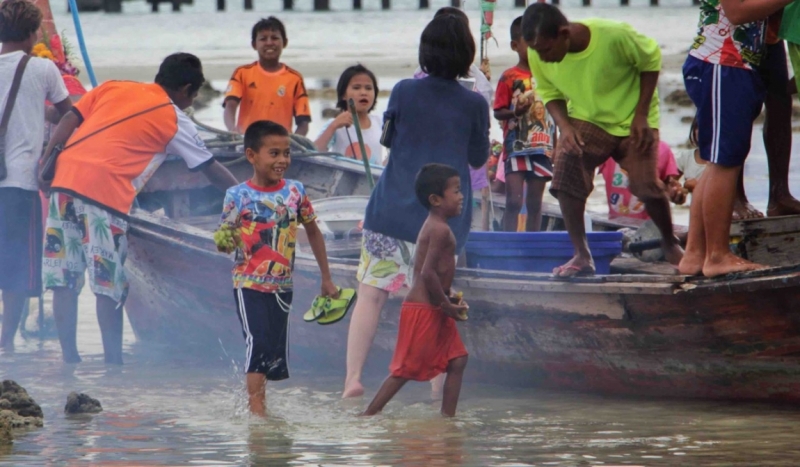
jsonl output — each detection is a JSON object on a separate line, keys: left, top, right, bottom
{"left": 732, "top": 200, "right": 764, "bottom": 220}
{"left": 678, "top": 251, "right": 704, "bottom": 276}
{"left": 552, "top": 255, "right": 595, "bottom": 278}
{"left": 661, "top": 239, "right": 684, "bottom": 267}
{"left": 342, "top": 381, "right": 365, "bottom": 399}
{"left": 702, "top": 254, "right": 766, "bottom": 277}
{"left": 767, "top": 195, "right": 800, "bottom": 217}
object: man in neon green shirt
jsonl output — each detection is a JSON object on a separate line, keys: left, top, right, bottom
{"left": 522, "top": 3, "right": 683, "bottom": 277}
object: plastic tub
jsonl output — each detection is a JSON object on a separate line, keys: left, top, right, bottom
{"left": 465, "top": 231, "right": 623, "bottom": 274}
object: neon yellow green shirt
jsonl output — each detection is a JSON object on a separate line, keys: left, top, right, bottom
{"left": 528, "top": 18, "right": 661, "bottom": 137}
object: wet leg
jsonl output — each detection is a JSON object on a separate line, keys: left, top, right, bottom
{"left": 343, "top": 283, "right": 389, "bottom": 398}
{"left": 430, "top": 373, "right": 444, "bottom": 400}
{"left": 732, "top": 170, "right": 764, "bottom": 220}
{"left": 763, "top": 88, "right": 800, "bottom": 216}
{"left": 502, "top": 173, "right": 524, "bottom": 232}
{"left": 679, "top": 171, "right": 707, "bottom": 275}
{"left": 362, "top": 376, "right": 408, "bottom": 416}
{"left": 0, "top": 292, "right": 27, "bottom": 351}
{"left": 52, "top": 287, "right": 81, "bottom": 363}
{"left": 524, "top": 179, "right": 546, "bottom": 232}
{"left": 96, "top": 294, "right": 123, "bottom": 365}
{"left": 701, "top": 164, "right": 766, "bottom": 277}
{"left": 246, "top": 372, "right": 267, "bottom": 417}
{"left": 553, "top": 191, "right": 594, "bottom": 276}
{"left": 441, "top": 356, "right": 468, "bottom": 417}
{"left": 642, "top": 193, "right": 683, "bottom": 266}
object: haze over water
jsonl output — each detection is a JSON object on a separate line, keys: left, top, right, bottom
{"left": 2, "top": 0, "right": 800, "bottom": 464}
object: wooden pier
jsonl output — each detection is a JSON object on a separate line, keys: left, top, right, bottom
{"left": 142, "top": 0, "right": 701, "bottom": 14}
{"left": 208, "top": 0, "right": 696, "bottom": 12}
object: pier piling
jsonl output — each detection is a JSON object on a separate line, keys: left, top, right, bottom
{"left": 354, "top": 0, "right": 362, "bottom": 8}
{"left": 381, "top": 0, "right": 389, "bottom": 9}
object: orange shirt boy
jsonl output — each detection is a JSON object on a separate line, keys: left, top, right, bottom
{"left": 223, "top": 17, "right": 311, "bottom": 136}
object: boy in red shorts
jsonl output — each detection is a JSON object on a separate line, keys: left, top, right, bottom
{"left": 363, "top": 164, "right": 469, "bottom": 417}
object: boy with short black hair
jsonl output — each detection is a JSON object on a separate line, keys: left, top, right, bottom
{"left": 363, "top": 163, "right": 469, "bottom": 418}
{"left": 219, "top": 120, "right": 338, "bottom": 417}
{"left": 494, "top": 16, "right": 554, "bottom": 233}
{"left": 223, "top": 17, "right": 311, "bottom": 136}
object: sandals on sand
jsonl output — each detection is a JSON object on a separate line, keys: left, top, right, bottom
{"left": 552, "top": 264, "right": 595, "bottom": 279}
{"left": 303, "top": 287, "right": 357, "bottom": 325}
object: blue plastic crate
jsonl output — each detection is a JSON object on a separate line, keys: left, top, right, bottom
{"left": 465, "top": 231, "right": 623, "bottom": 274}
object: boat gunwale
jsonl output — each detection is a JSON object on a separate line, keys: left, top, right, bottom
{"left": 128, "top": 210, "right": 800, "bottom": 296}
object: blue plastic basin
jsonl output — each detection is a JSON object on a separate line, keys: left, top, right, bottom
{"left": 465, "top": 231, "right": 623, "bottom": 274}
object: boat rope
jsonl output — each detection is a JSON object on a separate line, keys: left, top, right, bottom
{"left": 65, "top": 0, "right": 97, "bottom": 87}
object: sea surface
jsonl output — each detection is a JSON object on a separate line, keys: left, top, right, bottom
{"left": 3, "top": 1, "right": 800, "bottom": 465}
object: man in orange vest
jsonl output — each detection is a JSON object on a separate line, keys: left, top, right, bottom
{"left": 41, "top": 53, "right": 238, "bottom": 365}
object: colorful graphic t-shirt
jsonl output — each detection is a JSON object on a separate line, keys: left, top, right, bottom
{"left": 494, "top": 66, "right": 555, "bottom": 161}
{"left": 220, "top": 179, "right": 316, "bottom": 293}
{"left": 689, "top": 0, "right": 767, "bottom": 69}
{"left": 598, "top": 141, "right": 679, "bottom": 220}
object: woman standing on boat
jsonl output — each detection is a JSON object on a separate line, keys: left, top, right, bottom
{"left": 343, "top": 14, "right": 490, "bottom": 398}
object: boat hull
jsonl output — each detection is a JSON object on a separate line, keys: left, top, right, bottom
{"left": 126, "top": 211, "right": 800, "bottom": 402}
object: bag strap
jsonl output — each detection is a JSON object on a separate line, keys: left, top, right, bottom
{"left": 64, "top": 102, "right": 172, "bottom": 150}
{"left": 0, "top": 55, "right": 31, "bottom": 132}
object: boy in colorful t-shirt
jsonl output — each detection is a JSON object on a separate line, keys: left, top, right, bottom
{"left": 223, "top": 17, "right": 311, "bottom": 135}
{"left": 598, "top": 141, "right": 685, "bottom": 221}
{"left": 681, "top": 0, "right": 791, "bottom": 277}
{"left": 494, "top": 16, "right": 554, "bottom": 232}
{"left": 219, "top": 120, "right": 338, "bottom": 416}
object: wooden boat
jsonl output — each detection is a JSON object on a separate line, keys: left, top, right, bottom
{"left": 126, "top": 145, "right": 800, "bottom": 402}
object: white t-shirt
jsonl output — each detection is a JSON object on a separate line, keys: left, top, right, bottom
{"left": 0, "top": 52, "right": 68, "bottom": 191}
{"left": 318, "top": 113, "right": 384, "bottom": 164}
{"left": 675, "top": 148, "right": 707, "bottom": 181}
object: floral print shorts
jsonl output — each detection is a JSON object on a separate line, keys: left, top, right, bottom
{"left": 356, "top": 229, "right": 416, "bottom": 293}
{"left": 42, "top": 192, "right": 129, "bottom": 304}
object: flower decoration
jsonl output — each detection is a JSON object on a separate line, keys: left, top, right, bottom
{"left": 33, "top": 31, "right": 80, "bottom": 78}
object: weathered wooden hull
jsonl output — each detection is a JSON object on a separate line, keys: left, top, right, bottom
{"left": 126, "top": 210, "right": 800, "bottom": 402}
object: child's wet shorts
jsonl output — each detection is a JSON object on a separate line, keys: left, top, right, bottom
{"left": 683, "top": 54, "right": 766, "bottom": 167}
{"left": 0, "top": 188, "right": 42, "bottom": 296}
{"left": 233, "top": 288, "right": 293, "bottom": 380}
{"left": 504, "top": 152, "right": 554, "bottom": 180}
{"left": 42, "top": 191, "right": 129, "bottom": 304}
{"left": 356, "top": 229, "right": 416, "bottom": 293}
{"left": 389, "top": 302, "right": 468, "bottom": 381}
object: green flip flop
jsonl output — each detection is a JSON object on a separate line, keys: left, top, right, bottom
{"left": 317, "top": 288, "right": 357, "bottom": 326}
{"left": 303, "top": 295, "right": 327, "bottom": 322}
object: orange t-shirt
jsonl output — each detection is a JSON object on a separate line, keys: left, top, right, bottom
{"left": 52, "top": 81, "right": 214, "bottom": 216}
{"left": 224, "top": 63, "right": 311, "bottom": 133}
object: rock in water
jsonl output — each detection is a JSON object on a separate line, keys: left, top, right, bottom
{"left": 0, "top": 380, "right": 44, "bottom": 443}
{"left": 65, "top": 392, "right": 102, "bottom": 415}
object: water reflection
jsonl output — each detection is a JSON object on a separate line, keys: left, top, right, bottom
{"left": 3, "top": 290, "right": 800, "bottom": 465}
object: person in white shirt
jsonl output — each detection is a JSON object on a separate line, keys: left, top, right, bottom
{"left": 314, "top": 65, "right": 384, "bottom": 165}
{"left": 0, "top": 0, "right": 72, "bottom": 352}
{"left": 674, "top": 118, "right": 707, "bottom": 195}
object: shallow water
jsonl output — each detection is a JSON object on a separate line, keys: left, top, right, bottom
{"left": 4, "top": 2, "right": 800, "bottom": 464}
{"left": 4, "top": 291, "right": 800, "bottom": 466}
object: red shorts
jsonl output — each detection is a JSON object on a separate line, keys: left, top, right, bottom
{"left": 389, "top": 302, "right": 468, "bottom": 381}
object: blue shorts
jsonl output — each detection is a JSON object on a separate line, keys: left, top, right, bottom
{"left": 683, "top": 55, "right": 766, "bottom": 167}
{"left": 0, "top": 188, "right": 42, "bottom": 296}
